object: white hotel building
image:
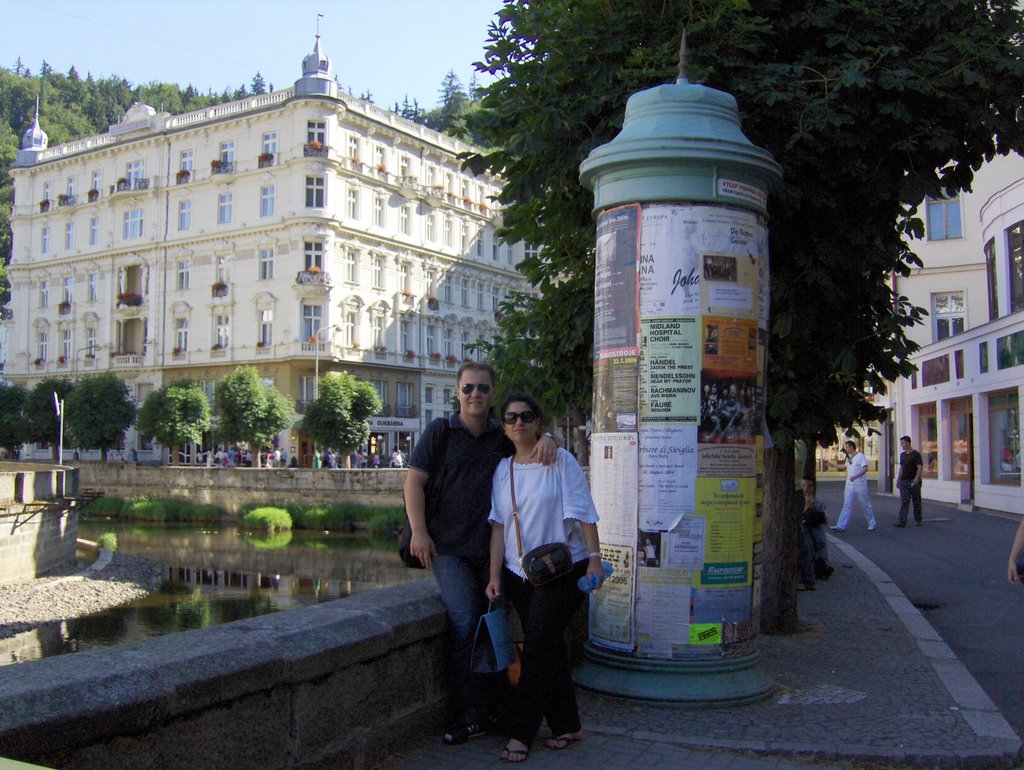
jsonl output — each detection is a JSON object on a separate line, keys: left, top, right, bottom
{"left": 3, "top": 40, "right": 530, "bottom": 464}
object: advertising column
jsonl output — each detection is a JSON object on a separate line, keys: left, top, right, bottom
{"left": 577, "top": 57, "right": 781, "bottom": 705}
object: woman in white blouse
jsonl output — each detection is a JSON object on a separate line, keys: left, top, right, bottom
{"left": 485, "top": 393, "right": 603, "bottom": 763}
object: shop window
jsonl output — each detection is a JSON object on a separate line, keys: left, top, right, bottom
{"left": 917, "top": 403, "right": 938, "bottom": 478}
{"left": 949, "top": 398, "right": 971, "bottom": 481}
{"left": 988, "top": 390, "right": 1020, "bottom": 484}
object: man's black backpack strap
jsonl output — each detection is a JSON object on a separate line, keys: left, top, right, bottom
{"left": 398, "top": 418, "right": 450, "bottom": 568}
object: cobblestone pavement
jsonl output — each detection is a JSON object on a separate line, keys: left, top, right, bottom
{"left": 380, "top": 494, "right": 1021, "bottom": 770}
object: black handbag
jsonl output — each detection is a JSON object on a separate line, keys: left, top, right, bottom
{"left": 510, "top": 461, "right": 573, "bottom": 586}
{"left": 398, "top": 420, "right": 450, "bottom": 568}
{"left": 802, "top": 507, "right": 827, "bottom": 528}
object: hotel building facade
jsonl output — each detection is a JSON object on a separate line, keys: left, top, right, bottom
{"left": 3, "top": 40, "right": 529, "bottom": 464}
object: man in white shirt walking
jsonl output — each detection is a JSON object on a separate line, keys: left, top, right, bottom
{"left": 831, "top": 440, "right": 877, "bottom": 532}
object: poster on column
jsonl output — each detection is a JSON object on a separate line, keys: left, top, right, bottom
{"left": 589, "top": 433, "right": 639, "bottom": 544}
{"left": 639, "top": 204, "right": 702, "bottom": 317}
{"left": 638, "top": 425, "right": 697, "bottom": 531}
{"left": 589, "top": 543, "right": 635, "bottom": 651}
{"left": 693, "top": 476, "right": 755, "bottom": 588}
{"left": 701, "top": 317, "right": 757, "bottom": 376}
{"left": 593, "top": 356, "right": 638, "bottom": 432}
{"left": 664, "top": 516, "right": 706, "bottom": 569}
{"left": 594, "top": 204, "right": 640, "bottom": 359}
{"left": 634, "top": 568, "right": 693, "bottom": 658}
{"left": 697, "top": 208, "right": 763, "bottom": 320}
{"left": 640, "top": 317, "right": 700, "bottom": 423}
{"left": 698, "top": 371, "right": 757, "bottom": 446}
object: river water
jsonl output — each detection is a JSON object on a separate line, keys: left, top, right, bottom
{"left": 5, "top": 521, "right": 421, "bottom": 665}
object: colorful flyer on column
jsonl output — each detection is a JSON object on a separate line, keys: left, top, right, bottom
{"left": 590, "top": 432, "right": 639, "bottom": 544}
{"left": 638, "top": 425, "right": 697, "bottom": 531}
{"left": 639, "top": 204, "right": 702, "bottom": 317}
{"left": 701, "top": 317, "right": 757, "bottom": 375}
{"left": 595, "top": 204, "right": 640, "bottom": 358}
{"left": 698, "top": 371, "right": 758, "bottom": 446}
{"left": 593, "top": 355, "right": 638, "bottom": 432}
{"left": 640, "top": 316, "right": 700, "bottom": 423}
{"left": 693, "top": 476, "right": 755, "bottom": 587}
{"left": 589, "top": 543, "right": 635, "bottom": 651}
{"left": 697, "top": 207, "right": 763, "bottom": 320}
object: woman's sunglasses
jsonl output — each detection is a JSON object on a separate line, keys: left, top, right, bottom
{"left": 503, "top": 411, "right": 537, "bottom": 425}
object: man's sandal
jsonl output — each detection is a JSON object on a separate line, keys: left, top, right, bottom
{"left": 500, "top": 741, "right": 529, "bottom": 763}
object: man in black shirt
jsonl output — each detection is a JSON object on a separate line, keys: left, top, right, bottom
{"left": 894, "top": 435, "right": 924, "bottom": 527}
{"left": 405, "top": 362, "right": 556, "bottom": 746}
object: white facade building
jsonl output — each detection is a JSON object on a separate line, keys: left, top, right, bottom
{"left": 884, "top": 154, "right": 1024, "bottom": 514}
{"left": 3, "top": 40, "right": 528, "bottom": 464}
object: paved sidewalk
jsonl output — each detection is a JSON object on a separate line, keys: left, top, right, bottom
{"left": 380, "top": 487, "right": 1021, "bottom": 770}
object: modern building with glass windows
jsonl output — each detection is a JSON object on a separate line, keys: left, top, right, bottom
{"left": 3, "top": 39, "right": 528, "bottom": 464}
{"left": 883, "top": 154, "right": 1024, "bottom": 515}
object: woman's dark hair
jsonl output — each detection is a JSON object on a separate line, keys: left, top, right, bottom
{"left": 499, "top": 392, "right": 545, "bottom": 436}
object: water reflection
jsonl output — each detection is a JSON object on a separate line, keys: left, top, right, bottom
{"left": 1, "top": 522, "right": 416, "bottom": 666}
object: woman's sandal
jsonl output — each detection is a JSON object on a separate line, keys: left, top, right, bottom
{"left": 545, "top": 731, "right": 584, "bottom": 750}
{"left": 500, "top": 740, "right": 530, "bottom": 763}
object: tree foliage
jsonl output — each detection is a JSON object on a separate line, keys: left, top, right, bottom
{"left": 0, "top": 382, "right": 27, "bottom": 454}
{"left": 301, "top": 372, "right": 383, "bottom": 454}
{"left": 466, "top": 0, "right": 1024, "bottom": 631}
{"left": 64, "top": 372, "right": 137, "bottom": 457}
{"left": 214, "top": 366, "right": 294, "bottom": 452}
{"left": 136, "top": 380, "right": 212, "bottom": 462}
{"left": 23, "top": 377, "right": 73, "bottom": 455}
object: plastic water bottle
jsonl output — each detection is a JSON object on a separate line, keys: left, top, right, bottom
{"left": 577, "top": 561, "right": 614, "bottom": 593}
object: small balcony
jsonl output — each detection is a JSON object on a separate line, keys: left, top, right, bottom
{"left": 87, "top": 188, "right": 100, "bottom": 202}
{"left": 295, "top": 269, "right": 332, "bottom": 287}
{"left": 111, "top": 178, "right": 150, "bottom": 196}
{"left": 210, "top": 345, "right": 227, "bottom": 358}
{"left": 1, "top": 306, "right": 14, "bottom": 321}
{"left": 116, "top": 292, "right": 143, "bottom": 308}
{"left": 212, "top": 282, "right": 229, "bottom": 298}
{"left": 304, "top": 142, "right": 328, "bottom": 158}
{"left": 210, "top": 160, "right": 235, "bottom": 175}
{"left": 255, "top": 342, "right": 272, "bottom": 356}
{"left": 175, "top": 170, "right": 191, "bottom": 185}
{"left": 258, "top": 153, "right": 275, "bottom": 168}
{"left": 39, "top": 199, "right": 51, "bottom": 213}
{"left": 111, "top": 352, "right": 142, "bottom": 367}
{"left": 57, "top": 194, "right": 77, "bottom": 207}
{"left": 58, "top": 301, "right": 72, "bottom": 316}
{"left": 395, "top": 404, "right": 418, "bottom": 418}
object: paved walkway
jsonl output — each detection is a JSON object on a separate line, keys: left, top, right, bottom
{"left": 380, "top": 486, "right": 1021, "bottom": 770}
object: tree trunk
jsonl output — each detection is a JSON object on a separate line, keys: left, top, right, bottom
{"left": 760, "top": 442, "right": 800, "bottom": 634}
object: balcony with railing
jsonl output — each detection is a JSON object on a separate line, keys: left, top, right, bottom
{"left": 210, "top": 344, "right": 228, "bottom": 359}
{"left": 111, "top": 352, "right": 142, "bottom": 367}
{"left": 295, "top": 269, "right": 332, "bottom": 287}
{"left": 395, "top": 404, "right": 418, "bottom": 418}
{"left": 304, "top": 142, "right": 328, "bottom": 158}
{"left": 175, "top": 170, "right": 191, "bottom": 185}
{"left": 116, "top": 292, "right": 144, "bottom": 308}
{"left": 255, "top": 342, "right": 272, "bottom": 356}
{"left": 210, "top": 160, "right": 235, "bottom": 175}
{"left": 39, "top": 199, "right": 51, "bottom": 213}
{"left": 258, "top": 153, "right": 275, "bottom": 168}
{"left": 212, "top": 282, "right": 229, "bottom": 298}
{"left": 87, "top": 188, "right": 100, "bottom": 202}
{"left": 57, "top": 194, "right": 77, "bottom": 208}
{"left": 111, "top": 177, "right": 151, "bottom": 196}
{"left": 1, "top": 306, "right": 14, "bottom": 321}
{"left": 58, "top": 301, "right": 72, "bottom": 316}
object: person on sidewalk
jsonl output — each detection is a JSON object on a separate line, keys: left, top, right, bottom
{"left": 1007, "top": 517, "right": 1024, "bottom": 584}
{"left": 832, "top": 440, "right": 877, "bottom": 531}
{"left": 800, "top": 477, "right": 833, "bottom": 582}
{"left": 894, "top": 435, "right": 924, "bottom": 527}
{"left": 404, "top": 363, "right": 557, "bottom": 747}
{"left": 485, "top": 392, "right": 603, "bottom": 763}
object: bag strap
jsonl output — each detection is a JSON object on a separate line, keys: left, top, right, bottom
{"left": 510, "top": 460, "right": 524, "bottom": 559}
{"left": 423, "top": 418, "right": 451, "bottom": 523}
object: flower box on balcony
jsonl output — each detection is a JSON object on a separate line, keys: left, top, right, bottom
{"left": 57, "top": 355, "right": 67, "bottom": 364}
{"left": 210, "top": 159, "right": 222, "bottom": 171}
{"left": 430, "top": 352, "right": 442, "bottom": 361}
{"left": 176, "top": 169, "right": 191, "bottom": 184}
{"left": 58, "top": 194, "right": 75, "bottom": 207}
{"left": 88, "top": 188, "right": 100, "bottom": 202}
{"left": 308, "top": 335, "right": 318, "bottom": 344}
{"left": 84, "top": 354, "right": 95, "bottom": 360}
{"left": 308, "top": 265, "right": 321, "bottom": 273}
{"left": 463, "top": 197, "right": 473, "bottom": 206}
{"left": 374, "top": 345, "right": 387, "bottom": 353}
{"left": 351, "top": 341, "right": 361, "bottom": 349}
{"left": 377, "top": 164, "right": 387, "bottom": 173}
{"left": 256, "top": 341, "right": 265, "bottom": 348}
{"left": 58, "top": 301, "right": 71, "bottom": 315}
{"left": 34, "top": 358, "right": 44, "bottom": 366}
{"left": 212, "top": 282, "right": 228, "bottom": 298}
{"left": 350, "top": 156, "right": 362, "bottom": 166}
{"left": 116, "top": 292, "right": 142, "bottom": 306}
{"left": 211, "top": 344, "right": 223, "bottom": 351}
{"left": 308, "top": 141, "right": 323, "bottom": 151}
{"left": 445, "top": 354, "right": 458, "bottom": 365}
{"left": 172, "top": 347, "right": 184, "bottom": 356}
{"left": 115, "top": 178, "right": 130, "bottom": 192}
{"left": 402, "top": 290, "right": 415, "bottom": 300}
{"left": 258, "top": 152, "right": 274, "bottom": 168}
{"left": 427, "top": 296, "right": 440, "bottom": 311}
{"left": 39, "top": 199, "right": 51, "bottom": 212}
{"left": 404, "top": 349, "right": 416, "bottom": 360}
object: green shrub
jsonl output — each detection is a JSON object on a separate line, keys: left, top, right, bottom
{"left": 96, "top": 532, "right": 118, "bottom": 552}
{"left": 241, "top": 506, "right": 292, "bottom": 532}
{"left": 289, "top": 504, "right": 327, "bottom": 530}
{"left": 83, "top": 496, "right": 126, "bottom": 518}
{"left": 367, "top": 507, "right": 406, "bottom": 536}
{"left": 125, "top": 497, "right": 168, "bottom": 521}
{"left": 187, "top": 503, "right": 226, "bottom": 523}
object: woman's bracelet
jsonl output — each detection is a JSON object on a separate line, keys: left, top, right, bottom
{"left": 588, "top": 552, "right": 602, "bottom": 559}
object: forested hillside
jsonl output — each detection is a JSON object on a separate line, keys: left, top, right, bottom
{"left": 0, "top": 61, "right": 481, "bottom": 305}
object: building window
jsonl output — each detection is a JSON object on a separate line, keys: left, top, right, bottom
{"left": 926, "top": 195, "right": 962, "bottom": 241}
{"left": 214, "top": 314, "right": 230, "bottom": 349}
{"left": 259, "top": 309, "right": 273, "bottom": 346}
{"left": 62, "top": 277, "right": 73, "bottom": 304}
{"left": 176, "top": 260, "right": 190, "bottom": 290}
{"left": 988, "top": 390, "right": 1020, "bottom": 484}
{"left": 62, "top": 328, "right": 73, "bottom": 361}
{"left": 262, "top": 132, "right": 277, "bottom": 156}
{"left": 985, "top": 237, "right": 999, "bottom": 321}
{"left": 66, "top": 176, "right": 76, "bottom": 197}
{"left": 307, "top": 120, "right": 326, "bottom": 145}
{"left": 917, "top": 402, "right": 938, "bottom": 478}
{"left": 444, "top": 328, "right": 453, "bottom": 356}
{"left": 41, "top": 226, "right": 50, "bottom": 254}
{"left": 89, "top": 217, "right": 99, "bottom": 246}
{"left": 305, "top": 176, "right": 325, "bottom": 208}
{"left": 175, "top": 318, "right": 189, "bottom": 352}
{"left": 1008, "top": 220, "right": 1024, "bottom": 313}
{"left": 373, "top": 195, "right": 385, "bottom": 227}
{"left": 524, "top": 242, "right": 540, "bottom": 260}
{"left": 424, "top": 386, "right": 434, "bottom": 404}
{"left": 43, "top": 181, "right": 52, "bottom": 202}
{"left": 65, "top": 222, "right": 74, "bottom": 251}
{"left": 259, "top": 248, "right": 274, "bottom": 280}
{"left": 344, "top": 248, "right": 358, "bottom": 283}
{"left": 442, "top": 275, "right": 452, "bottom": 304}
{"left": 426, "top": 324, "right": 436, "bottom": 355}
{"left": 426, "top": 213, "right": 436, "bottom": 242}
{"left": 343, "top": 310, "right": 357, "bottom": 346}
{"left": 180, "top": 150, "right": 193, "bottom": 173}
{"left": 399, "top": 205, "right": 411, "bottom": 235}
{"left": 348, "top": 135, "right": 360, "bottom": 161}
{"left": 87, "top": 273, "right": 97, "bottom": 302}
{"left": 477, "top": 282, "right": 484, "bottom": 310}
{"left": 39, "top": 280, "right": 49, "bottom": 308}
{"left": 462, "top": 330, "right": 471, "bottom": 359}
{"left": 91, "top": 170, "right": 102, "bottom": 191}
{"left": 932, "top": 292, "right": 965, "bottom": 341}
{"left": 949, "top": 398, "right": 972, "bottom": 481}
{"left": 178, "top": 200, "right": 192, "bottom": 231}
{"left": 400, "top": 319, "right": 411, "bottom": 351}
{"left": 85, "top": 326, "right": 97, "bottom": 354}
{"left": 123, "top": 209, "right": 143, "bottom": 239}
{"left": 444, "top": 217, "right": 453, "bottom": 247}
{"left": 371, "top": 380, "right": 387, "bottom": 406}
{"left": 219, "top": 141, "right": 235, "bottom": 165}
{"left": 217, "top": 193, "right": 233, "bottom": 224}
{"left": 304, "top": 241, "right": 323, "bottom": 271}
{"left": 260, "top": 185, "right": 276, "bottom": 217}
{"left": 397, "top": 382, "right": 412, "bottom": 414}
{"left": 347, "top": 187, "right": 360, "bottom": 219}
{"left": 372, "top": 313, "right": 385, "bottom": 348}
{"left": 37, "top": 331, "right": 48, "bottom": 362}
{"left": 372, "top": 254, "right": 385, "bottom": 289}
{"left": 980, "top": 341, "right": 989, "bottom": 374}
{"left": 460, "top": 278, "right": 469, "bottom": 307}
{"left": 401, "top": 262, "right": 413, "bottom": 292}
{"left": 374, "top": 145, "right": 386, "bottom": 169}
{"left": 475, "top": 227, "right": 484, "bottom": 258}
{"left": 399, "top": 155, "right": 410, "bottom": 178}
{"left": 301, "top": 304, "right": 322, "bottom": 340}
{"left": 126, "top": 159, "right": 145, "bottom": 182}
{"left": 461, "top": 222, "right": 469, "bottom": 251}
{"left": 997, "top": 329, "right": 1024, "bottom": 370}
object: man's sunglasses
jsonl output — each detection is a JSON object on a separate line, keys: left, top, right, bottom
{"left": 503, "top": 411, "right": 537, "bottom": 425}
{"left": 460, "top": 383, "right": 492, "bottom": 395}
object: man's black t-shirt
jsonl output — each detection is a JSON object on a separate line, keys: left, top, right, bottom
{"left": 899, "top": 449, "right": 923, "bottom": 481}
{"left": 409, "top": 412, "right": 513, "bottom": 560}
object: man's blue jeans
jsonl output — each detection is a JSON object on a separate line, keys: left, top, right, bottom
{"left": 432, "top": 553, "right": 495, "bottom": 724}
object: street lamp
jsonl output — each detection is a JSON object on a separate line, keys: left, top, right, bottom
{"left": 73, "top": 342, "right": 108, "bottom": 377}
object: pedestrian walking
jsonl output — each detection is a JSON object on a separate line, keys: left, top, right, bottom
{"left": 894, "top": 435, "right": 924, "bottom": 527}
{"left": 832, "top": 440, "right": 877, "bottom": 532}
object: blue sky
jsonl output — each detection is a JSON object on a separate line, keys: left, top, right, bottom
{"left": 0, "top": 0, "right": 503, "bottom": 110}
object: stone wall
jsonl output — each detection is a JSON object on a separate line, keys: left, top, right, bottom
{"left": 0, "top": 580, "right": 451, "bottom": 770}
{"left": 0, "top": 466, "right": 78, "bottom": 585}
{"left": 74, "top": 464, "right": 407, "bottom": 512}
